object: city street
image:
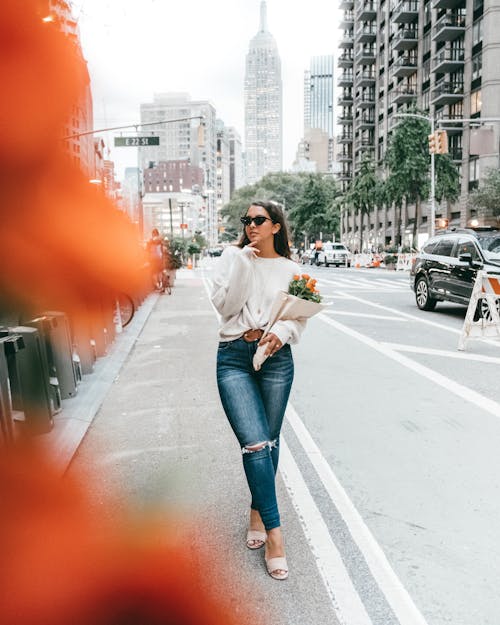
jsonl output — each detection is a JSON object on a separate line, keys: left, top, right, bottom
{"left": 66, "top": 262, "right": 500, "bottom": 625}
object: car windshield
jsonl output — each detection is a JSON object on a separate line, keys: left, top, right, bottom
{"left": 477, "top": 235, "right": 500, "bottom": 260}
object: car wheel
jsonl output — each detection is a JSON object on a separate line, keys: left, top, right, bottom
{"left": 415, "top": 276, "right": 437, "bottom": 311}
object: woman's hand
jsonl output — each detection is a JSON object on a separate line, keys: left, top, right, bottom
{"left": 242, "top": 240, "right": 260, "bottom": 258}
{"left": 258, "top": 333, "right": 283, "bottom": 357}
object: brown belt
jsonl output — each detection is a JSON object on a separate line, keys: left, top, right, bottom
{"left": 242, "top": 329, "right": 264, "bottom": 343}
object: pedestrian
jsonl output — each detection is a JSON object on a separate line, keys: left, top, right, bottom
{"left": 210, "top": 200, "right": 306, "bottom": 581}
{"left": 146, "top": 228, "right": 165, "bottom": 292}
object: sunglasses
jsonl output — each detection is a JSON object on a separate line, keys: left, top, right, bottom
{"left": 240, "top": 215, "right": 273, "bottom": 227}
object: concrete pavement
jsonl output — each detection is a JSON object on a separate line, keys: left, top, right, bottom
{"left": 49, "top": 269, "right": 337, "bottom": 625}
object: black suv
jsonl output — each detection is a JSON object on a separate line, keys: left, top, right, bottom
{"left": 410, "top": 227, "right": 500, "bottom": 312}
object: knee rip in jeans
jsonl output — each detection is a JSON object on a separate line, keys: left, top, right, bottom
{"left": 242, "top": 439, "right": 278, "bottom": 454}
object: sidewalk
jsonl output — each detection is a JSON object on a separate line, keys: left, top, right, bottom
{"left": 53, "top": 268, "right": 337, "bottom": 625}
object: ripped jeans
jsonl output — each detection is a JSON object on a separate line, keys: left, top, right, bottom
{"left": 216, "top": 337, "right": 294, "bottom": 530}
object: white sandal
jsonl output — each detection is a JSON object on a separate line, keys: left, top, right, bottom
{"left": 246, "top": 529, "right": 267, "bottom": 550}
{"left": 265, "top": 556, "right": 288, "bottom": 580}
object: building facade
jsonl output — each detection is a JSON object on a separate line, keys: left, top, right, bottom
{"left": 304, "top": 55, "right": 335, "bottom": 172}
{"left": 338, "top": 0, "right": 500, "bottom": 251}
{"left": 139, "top": 93, "right": 219, "bottom": 245}
{"left": 216, "top": 120, "right": 231, "bottom": 224}
{"left": 228, "top": 127, "right": 244, "bottom": 197}
{"left": 244, "top": 1, "right": 283, "bottom": 184}
{"left": 143, "top": 160, "right": 204, "bottom": 194}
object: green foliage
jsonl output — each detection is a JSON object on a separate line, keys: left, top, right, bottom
{"left": 435, "top": 153, "right": 460, "bottom": 204}
{"left": 187, "top": 242, "right": 201, "bottom": 255}
{"left": 468, "top": 168, "right": 500, "bottom": 218}
{"left": 221, "top": 172, "right": 340, "bottom": 244}
{"left": 345, "top": 156, "right": 377, "bottom": 250}
{"left": 288, "top": 274, "right": 322, "bottom": 303}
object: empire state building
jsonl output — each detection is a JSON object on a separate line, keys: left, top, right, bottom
{"left": 244, "top": 1, "right": 282, "bottom": 185}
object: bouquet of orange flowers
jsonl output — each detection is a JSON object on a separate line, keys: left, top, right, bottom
{"left": 253, "top": 273, "right": 327, "bottom": 371}
{"left": 288, "top": 274, "right": 322, "bottom": 303}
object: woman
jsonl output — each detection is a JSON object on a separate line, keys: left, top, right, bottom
{"left": 211, "top": 201, "right": 306, "bottom": 581}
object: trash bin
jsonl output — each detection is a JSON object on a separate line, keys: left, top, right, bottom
{"left": 0, "top": 334, "right": 24, "bottom": 444}
{"left": 42, "top": 311, "right": 79, "bottom": 399}
{"left": 70, "top": 308, "right": 96, "bottom": 375}
{"left": 5, "top": 326, "right": 56, "bottom": 434}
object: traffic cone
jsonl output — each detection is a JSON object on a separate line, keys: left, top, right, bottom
{"left": 187, "top": 258, "right": 193, "bottom": 270}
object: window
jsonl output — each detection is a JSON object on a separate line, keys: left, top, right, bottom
{"left": 471, "top": 52, "right": 482, "bottom": 81}
{"left": 471, "top": 90, "right": 482, "bottom": 115}
{"left": 472, "top": 18, "right": 483, "bottom": 46}
{"left": 434, "top": 238, "right": 455, "bottom": 256}
{"left": 423, "top": 240, "right": 438, "bottom": 254}
{"left": 456, "top": 239, "right": 480, "bottom": 260}
{"left": 469, "top": 157, "right": 479, "bottom": 182}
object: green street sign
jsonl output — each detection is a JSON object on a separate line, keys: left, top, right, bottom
{"left": 114, "top": 136, "right": 160, "bottom": 147}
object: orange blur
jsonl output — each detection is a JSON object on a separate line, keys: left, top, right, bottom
{"left": 0, "top": 1, "right": 147, "bottom": 321}
{"left": 0, "top": 444, "right": 259, "bottom": 625}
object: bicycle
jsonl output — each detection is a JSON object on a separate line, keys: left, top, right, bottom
{"left": 116, "top": 292, "right": 135, "bottom": 327}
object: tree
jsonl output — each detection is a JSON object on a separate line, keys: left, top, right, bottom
{"left": 221, "top": 172, "right": 340, "bottom": 245}
{"left": 385, "top": 111, "right": 430, "bottom": 248}
{"left": 468, "top": 167, "right": 500, "bottom": 221}
{"left": 346, "top": 156, "right": 377, "bottom": 251}
{"left": 287, "top": 174, "right": 339, "bottom": 243}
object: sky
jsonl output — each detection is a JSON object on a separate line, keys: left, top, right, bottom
{"left": 76, "top": 0, "right": 340, "bottom": 180}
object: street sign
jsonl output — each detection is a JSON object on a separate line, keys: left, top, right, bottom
{"left": 114, "top": 136, "right": 160, "bottom": 147}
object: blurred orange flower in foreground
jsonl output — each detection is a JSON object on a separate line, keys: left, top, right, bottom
{"left": 0, "top": 0, "right": 146, "bottom": 321}
{"left": 0, "top": 444, "right": 258, "bottom": 625}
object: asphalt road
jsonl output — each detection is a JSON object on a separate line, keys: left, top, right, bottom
{"left": 285, "top": 264, "right": 500, "bottom": 625}
{"left": 66, "top": 262, "right": 500, "bottom": 625}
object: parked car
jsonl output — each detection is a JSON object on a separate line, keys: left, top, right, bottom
{"left": 317, "top": 242, "right": 352, "bottom": 267}
{"left": 410, "top": 227, "right": 500, "bottom": 315}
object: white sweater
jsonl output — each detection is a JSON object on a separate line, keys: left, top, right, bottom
{"left": 210, "top": 245, "right": 306, "bottom": 345}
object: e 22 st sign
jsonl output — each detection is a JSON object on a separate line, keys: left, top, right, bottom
{"left": 114, "top": 136, "right": 160, "bottom": 147}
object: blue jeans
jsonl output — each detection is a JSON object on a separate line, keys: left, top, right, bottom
{"left": 216, "top": 337, "right": 294, "bottom": 530}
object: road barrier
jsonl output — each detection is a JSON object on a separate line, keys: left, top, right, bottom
{"left": 458, "top": 271, "right": 500, "bottom": 351}
{"left": 396, "top": 253, "right": 417, "bottom": 271}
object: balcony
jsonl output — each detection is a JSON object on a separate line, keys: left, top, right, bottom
{"left": 356, "top": 24, "right": 377, "bottom": 42}
{"left": 393, "top": 0, "right": 419, "bottom": 23}
{"left": 337, "top": 150, "right": 353, "bottom": 162}
{"left": 393, "top": 28, "right": 418, "bottom": 50}
{"left": 433, "top": 47, "right": 464, "bottom": 74}
{"left": 393, "top": 56, "right": 418, "bottom": 77}
{"left": 358, "top": 92, "right": 376, "bottom": 107}
{"left": 338, "top": 51, "right": 354, "bottom": 68}
{"left": 431, "top": 80, "right": 464, "bottom": 105}
{"left": 338, "top": 92, "right": 354, "bottom": 106}
{"left": 354, "top": 137, "right": 375, "bottom": 150}
{"left": 337, "top": 133, "right": 353, "bottom": 144}
{"left": 340, "top": 0, "right": 354, "bottom": 9}
{"left": 358, "top": 114, "right": 375, "bottom": 129}
{"left": 357, "top": 1, "right": 377, "bottom": 21}
{"left": 356, "top": 70, "right": 376, "bottom": 87}
{"left": 392, "top": 85, "right": 418, "bottom": 104}
{"left": 355, "top": 46, "right": 376, "bottom": 64}
{"left": 449, "top": 148, "right": 463, "bottom": 161}
{"left": 340, "top": 11, "right": 354, "bottom": 29}
{"left": 339, "top": 30, "right": 354, "bottom": 47}
{"left": 337, "top": 113, "right": 354, "bottom": 125}
{"left": 433, "top": 13, "right": 466, "bottom": 42}
{"left": 339, "top": 171, "right": 353, "bottom": 182}
{"left": 338, "top": 72, "right": 354, "bottom": 87}
{"left": 433, "top": 0, "right": 465, "bottom": 9}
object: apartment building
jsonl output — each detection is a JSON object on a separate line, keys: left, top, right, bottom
{"left": 338, "top": 0, "right": 500, "bottom": 251}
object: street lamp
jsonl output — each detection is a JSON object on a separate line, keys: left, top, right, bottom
{"left": 394, "top": 112, "right": 436, "bottom": 238}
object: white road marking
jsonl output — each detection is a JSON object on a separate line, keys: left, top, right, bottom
{"left": 382, "top": 342, "right": 500, "bottom": 365}
{"left": 325, "top": 311, "right": 409, "bottom": 322}
{"left": 319, "top": 313, "right": 500, "bottom": 420}
{"left": 333, "top": 291, "right": 462, "bottom": 335}
{"left": 279, "top": 437, "right": 374, "bottom": 625}
{"left": 286, "top": 404, "right": 430, "bottom": 625}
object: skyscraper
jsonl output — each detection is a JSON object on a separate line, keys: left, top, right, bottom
{"left": 304, "top": 55, "right": 335, "bottom": 171}
{"left": 244, "top": 1, "right": 282, "bottom": 184}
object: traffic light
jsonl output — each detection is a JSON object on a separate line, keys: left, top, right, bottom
{"left": 436, "top": 129, "right": 448, "bottom": 154}
{"left": 428, "top": 132, "right": 437, "bottom": 154}
{"left": 435, "top": 218, "right": 449, "bottom": 230}
{"left": 197, "top": 122, "right": 205, "bottom": 148}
